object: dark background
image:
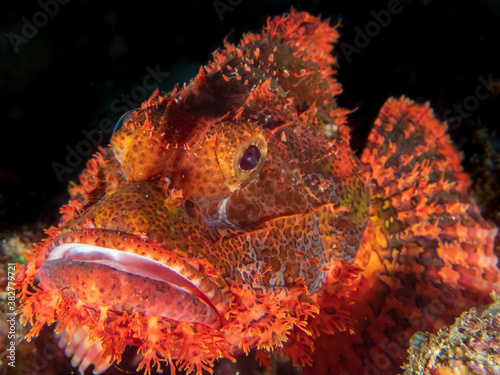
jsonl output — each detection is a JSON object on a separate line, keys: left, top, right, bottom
{"left": 1, "top": 0, "right": 500, "bottom": 230}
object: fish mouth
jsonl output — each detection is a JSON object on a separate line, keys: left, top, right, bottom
{"left": 39, "top": 229, "right": 229, "bottom": 329}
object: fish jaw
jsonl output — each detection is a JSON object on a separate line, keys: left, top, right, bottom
{"left": 40, "top": 243, "right": 223, "bottom": 327}
{"left": 41, "top": 229, "right": 231, "bottom": 328}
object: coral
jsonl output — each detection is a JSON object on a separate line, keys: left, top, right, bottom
{"left": 404, "top": 294, "right": 500, "bottom": 375}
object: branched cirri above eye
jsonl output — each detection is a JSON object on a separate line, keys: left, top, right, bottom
{"left": 112, "top": 108, "right": 139, "bottom": 136}
{"left": 239, "top": 145, "right": 261, "bottom": 170}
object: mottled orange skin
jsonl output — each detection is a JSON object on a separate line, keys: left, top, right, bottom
{"left": 16, "top": 10, "right": 500, "bottom": 375}
{"left": 306, "top": 98, "right": 500, "bottom": 374}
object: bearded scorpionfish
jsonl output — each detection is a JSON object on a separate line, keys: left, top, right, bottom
{"left": 17, "top": 10, "right": 500, "bottom": 375}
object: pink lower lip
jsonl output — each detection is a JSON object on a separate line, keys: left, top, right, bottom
{"left": 40, "top": 258, "right": 220, "bottom": 326}
{"left": 42, "top": 240, "right": 224, "bottom": 328}
{"left": 61, "top": 244, "right": 216, "bottom": 309}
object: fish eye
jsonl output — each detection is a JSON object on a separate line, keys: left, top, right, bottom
{"left": 216, "top": 123, "right": 267, "bottom": 190}
{"left": 232, "top": 134, "right": 267, "bottom": 185}
{"left": 239, "top": 145, "right": 261, "bottom": 170}
{"left": 112, "top": 108, "right": 139, "bottom": 136}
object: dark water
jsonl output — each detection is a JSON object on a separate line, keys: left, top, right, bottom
{"left": 1, "top": 0, "right": 500, "bottom": 228}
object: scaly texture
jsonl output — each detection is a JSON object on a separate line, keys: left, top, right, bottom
{"left": 16, "top": 10, "right": 500, "bottom": 375}
{"left": 306, "top": 98, "right": 500, "bottom": 374}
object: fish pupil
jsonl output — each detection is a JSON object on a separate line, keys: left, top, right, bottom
{"left": 239, "top": 145, "right": 261, "bottom": 170}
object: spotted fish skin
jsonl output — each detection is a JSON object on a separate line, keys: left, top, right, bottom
{"left": 307, "top": 98, "right": 500, "bottom": 374}
{"left": 16, "top": 10, "right": 499, "bottom": 375}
